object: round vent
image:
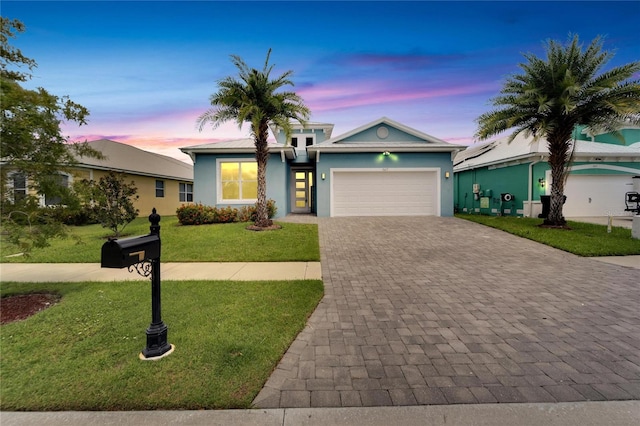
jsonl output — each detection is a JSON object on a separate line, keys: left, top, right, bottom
{"left": 377, "top": 126, "right": 389, "bottom": 139}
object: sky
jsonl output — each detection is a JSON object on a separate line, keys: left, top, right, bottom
{"left": 3, "top": 1, "right": 639, "bottom": 163}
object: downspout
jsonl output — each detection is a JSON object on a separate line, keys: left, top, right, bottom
{"left": 527, "top": 155, "right": 544, "bottom": 217}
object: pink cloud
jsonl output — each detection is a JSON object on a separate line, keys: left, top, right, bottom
{"left": 442, "top": 136, "right": 475, "bottom": 146}
{"left": 299, "top": 79, "right": 496, "bottom": 112}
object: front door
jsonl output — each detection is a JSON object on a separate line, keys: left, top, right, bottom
{"left": 291, "top": 170, "right": 313, "bottom": 213}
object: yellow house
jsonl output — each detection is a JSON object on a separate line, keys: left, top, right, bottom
{"left": 4, "top": 139, "right": 192, "bottom": 216}
{"left": 70, "top": 139, "right": 194, "bottom": 216}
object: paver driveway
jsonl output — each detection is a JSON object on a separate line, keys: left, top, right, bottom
{"left": 253, "top": 217, "right": 640, "bottom": 408}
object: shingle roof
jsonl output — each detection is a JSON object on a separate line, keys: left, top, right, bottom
{"left": 76, "top": 139, "right": 193, "bottom": 181}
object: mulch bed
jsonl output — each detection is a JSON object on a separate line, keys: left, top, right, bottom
{"left": 0, "top": 293, "right": 61, "bottom": 324}
{"left": 246, "top": 224, "right": 283, "bottom": 231}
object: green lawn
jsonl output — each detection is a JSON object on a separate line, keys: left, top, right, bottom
{"left": 456, "top": 214, "right": 640, "bottom": 256}
{"left": 1, "top": 216, "right": 320, "bottom": 263}
{"left": 0, "top": 279, "right": 323, "bottom": 410}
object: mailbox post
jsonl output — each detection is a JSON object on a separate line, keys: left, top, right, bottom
{"left": 101, "top": 208, "right": 173, "bottom": 360}
{"left": 143, "top": 209, "right": 172, "bottom": 359}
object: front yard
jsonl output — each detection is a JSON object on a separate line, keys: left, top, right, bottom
{"left": 0, "top": 215, "right": 323, "bottom": 410}
{"left": 456, "top": 214, "right": 640, "bottom": 256}
{"left": 0, "top": 279, "right": 323, "bottom": 410}
{"left": 1, "top": 216, "right": 320, "bottom": 263}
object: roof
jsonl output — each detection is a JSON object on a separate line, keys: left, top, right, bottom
{"left": 76, "top": 139, "right": 193, "bottom": 181}
{"left": 307, "top": 117, "right": 463, "bottom": 158}
{"left": 269, "top": 121, "right": 335, "bottom": 139}
{"left": 180, "top": 138, "right": 296, "bottom": 161}
{"left": 454, "top": 132, "right": 640, "bottom": 172}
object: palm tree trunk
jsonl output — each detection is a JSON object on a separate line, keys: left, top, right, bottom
{"left": 547, "top": 165, "right": 566, "bottom": 226}
{"left": 254, "top": 121, "right": 272, "bottom": 228}
{"left": 545, "top": 131, "right": 572, "bottom": 226}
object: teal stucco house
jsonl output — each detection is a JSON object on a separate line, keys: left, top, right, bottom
{"left": 180, "top": 117, "right": 462, "bottom": 218}
{"left": 453, "top": 126, "right": 640, "bottom": 218}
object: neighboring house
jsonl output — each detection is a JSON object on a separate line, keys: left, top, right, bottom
{"left": 180, "top": 117, "right": 462, "bottom": 218}
{"left": 5, "top": 139, "right": 194, "bottom": 216}
{"left": 453, "top": 126, "right": 640, "bottom": 218}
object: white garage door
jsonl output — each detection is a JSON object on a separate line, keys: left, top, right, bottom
{"left": 563, "top": 174, "right": 634, "bottom": 217}
{"left": 332, "top": 170, "right": 438, "bottom": 217}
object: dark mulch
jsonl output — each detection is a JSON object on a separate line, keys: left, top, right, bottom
{"left": 0, "top": 293, "right": 61, "bottom": 324}
{"left": 246, "top": 224, "right": 283, "bottom": 231}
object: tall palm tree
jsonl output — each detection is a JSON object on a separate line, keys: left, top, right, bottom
{"left": 197, "top": 49, "right": 309, "bottom": 228}
{"left": 476, "top": 35, "right": 640, "bottom": 226}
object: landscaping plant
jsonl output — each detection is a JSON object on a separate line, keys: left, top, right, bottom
{"left": 476, "top": 35, "right": 640, "bottom": 227}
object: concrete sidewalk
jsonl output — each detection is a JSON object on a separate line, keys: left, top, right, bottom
{"left": 0, "top": 255, "right": 636, "bottom": 284}
{"left": 0, "top": 262, "right": 322, "bottom": 282}
{"left": 2, "top": 401, "right": 639, "bottom": 425}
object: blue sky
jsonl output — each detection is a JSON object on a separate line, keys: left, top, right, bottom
{"left": 4, "top": 1, "right": 639, "bottom": 162}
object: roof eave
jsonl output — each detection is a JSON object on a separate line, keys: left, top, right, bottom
{"left": 307, "top": 145, "right": 463, "bottom": 160}
{"left": 454, "top": 153, "right": 542, "bottom": 171}
{"left": 73, "top": 163, "right": 193, "bottom": 181}
{"left": 180, "top": 146, "right": 296, "bottom": 160}
{"left": 308, "top": 146, "right": 462, "bottom": 153}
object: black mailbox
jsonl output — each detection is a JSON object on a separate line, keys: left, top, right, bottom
{"left": 101, "top": 234, "right": 160, "bottom": 268}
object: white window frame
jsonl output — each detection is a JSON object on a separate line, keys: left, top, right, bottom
{"left": 179, "top": 182, "right": 193, "bottom": 202}
{"left": 216, "top": 158, "right": 258, "bottom": 204}
{"left": 7, "top": 171, "right": 28, "bottom": 203}
{"left": 155, "top": 180, "right": 165, "bottom": 198}
{"left": 42, "top": 172, "right": 73, "bottom": 207}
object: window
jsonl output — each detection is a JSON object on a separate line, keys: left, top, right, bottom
{"left": 179, "top": 183, "right": 193, "bottom": 202}
{"left": 10, "top": 173, "right": 27, "bottom": 202}
{"left": 44, "top": 173, "right": 70, "bottom": 206}
{"left": 155, "top": 180, "right": 165, "bottom": 197}
{"left": 219, "top": 161, "right": 257, "bottom": 202}
{"left": 291, "top": 134, "right": 314, "bottom": 148}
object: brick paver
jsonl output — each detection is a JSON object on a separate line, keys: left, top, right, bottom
{"left": 253, "top": 217, "right": 640, "bottom": 408}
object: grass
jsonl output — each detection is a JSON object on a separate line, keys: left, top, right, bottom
{"left": 456, "top": 214, "right": 640, "bottom": 256}
{"left": 1, "top": 216, "right": 320, "bottom": 263}
{"left": 0, "top": 279, "right": 324, "bottom": 410}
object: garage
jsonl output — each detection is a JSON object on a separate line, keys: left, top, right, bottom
{"left": 331, "top": 169, "right": 439, "bottom": 216}
{"left": 562, "top": 174, "right": 634, "bottom": 217}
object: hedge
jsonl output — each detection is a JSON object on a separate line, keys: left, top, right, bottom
{"left": 176, "top": 200, "right": 277, "bottom": 225}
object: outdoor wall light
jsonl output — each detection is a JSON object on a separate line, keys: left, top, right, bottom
{"left": 321, "top": 173, "right": 326, "bottom": 180}
{"left": 445, "top": 171, "right": 450, "bottom": 179}
{"left": 382, "top": 151, "right": 390, "bottom": 156}
{"left": 538, "top": 178, "right": 545, "bottom": 188}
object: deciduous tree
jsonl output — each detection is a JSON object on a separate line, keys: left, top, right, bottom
{"left": 1, "top": 18, "right": 101, "bottom": 251}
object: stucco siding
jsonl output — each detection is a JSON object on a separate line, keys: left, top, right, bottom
{"left": 455, "top": 161, "right": 640, "bottom": 217}
{"left": 315, "top": 152, "right": 454, "bottom": 217}
{"left": 340, "top": 125, "right": 424, "bottom": 143}
{"left": 192, "top": 152, "right": 289, "bottom": 218}
{"left": 455, "top": 164, "right": 531, "bottom": 215}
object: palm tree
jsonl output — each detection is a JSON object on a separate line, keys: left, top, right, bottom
{"left": 197, "top": 49, "right": 309, "bottom": 228}
{"left": 476, "top": 35, "right": 640, "bottom": 226}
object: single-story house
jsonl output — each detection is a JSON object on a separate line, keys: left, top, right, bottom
{"left": 180, "top": 117, "right": 463, "bottom": 218}
{"left": 4, "top": 139, "right": 194, "bottom": 216}
{"left": 453, "top": 126, "right": 640, "bottom": 217}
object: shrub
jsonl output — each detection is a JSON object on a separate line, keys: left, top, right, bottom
{"left": 176, "top": 200, "right": 277, "bottom": 226}
{"left": 238, "top": 199, "right": 277, "bottom": 223}
{"left": 46, "top": 205, "right": 100, "bottom": 226}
